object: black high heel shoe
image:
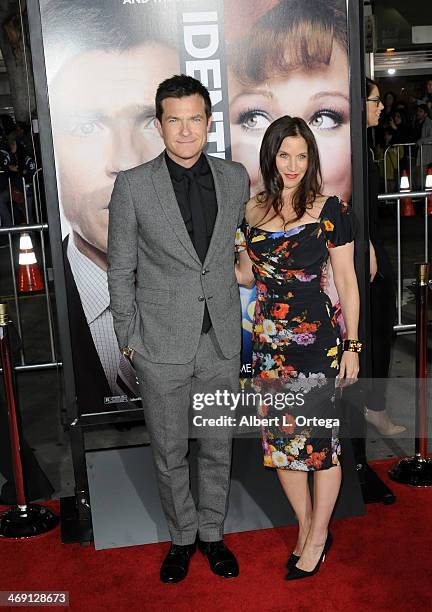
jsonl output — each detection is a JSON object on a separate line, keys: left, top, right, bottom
{"left": 286, "top": 553, "right": 300, "bottom": 569}
{"left": 285, "top": 532, "right": 333, "bottom": 581}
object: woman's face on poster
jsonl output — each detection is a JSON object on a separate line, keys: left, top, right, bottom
{"left": 229, "top": 43, "right": 351, "bottom": 200}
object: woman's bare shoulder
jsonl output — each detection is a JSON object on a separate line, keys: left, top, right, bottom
{"left": 309, "top": 193, "right": 332, "bottom": 217}
{"left": 315, "top": 194, "right": 330, "bottom": 206}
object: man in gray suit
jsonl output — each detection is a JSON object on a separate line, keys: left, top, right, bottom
{"left": 107, "top": 75, "right": 249, "bottom": 583}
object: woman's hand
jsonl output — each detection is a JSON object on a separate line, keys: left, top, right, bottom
{"left": 235, "top": 249, "right": 255, "bottom": 287}
{"left": 337, "top": 351, "right": 359, "bottom": 388}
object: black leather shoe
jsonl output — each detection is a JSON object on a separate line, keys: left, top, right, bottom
{"left": 160, "top": 543, "right": 196, "bottom": 583}
{"left": 198, "top": 540, "right": 239, "bottom": 578}
{"left": 286, "top": 552, "right": 300, "bottom": 569}
{"left": 285, "top": 532, "right": 333, "bottom": 581}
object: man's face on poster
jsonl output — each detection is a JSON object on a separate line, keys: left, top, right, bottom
{"left": 49, "top": 43, "right": 179, "bottom": 257}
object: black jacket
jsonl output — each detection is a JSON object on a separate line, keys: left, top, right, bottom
{"left": 368, "top": 150, "right": 394, "bottom": 280}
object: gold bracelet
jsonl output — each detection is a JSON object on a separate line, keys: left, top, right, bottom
{"left": 342, "top": 339, "right": 363, "bottom": 353}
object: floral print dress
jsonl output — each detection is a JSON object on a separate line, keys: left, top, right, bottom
{"left": 236, "top": 196, "right": 355, "bottom": 471}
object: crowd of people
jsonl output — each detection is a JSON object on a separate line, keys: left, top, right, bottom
{"left": 0, "top": 116, "right": 37, "bottom": 228}
{"left": 371, "top": 78, "right": 432, "bottom": 191}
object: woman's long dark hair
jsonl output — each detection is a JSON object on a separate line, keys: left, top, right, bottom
{"left": 366, "top": 76, "right": 379, "bottom": 97}
{"left": 257, "top": 115, "right": 322, "bottom": 227}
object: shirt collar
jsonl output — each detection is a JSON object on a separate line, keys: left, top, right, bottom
{"left": 67, "top": 235, "right": 110, "bottom": 324}
{"left": 165, "top": 151, "right": 208, "bottom": 181}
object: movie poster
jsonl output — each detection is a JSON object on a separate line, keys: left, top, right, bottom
{"left": 38, "top": 0, "right": 350, "bottom": 415}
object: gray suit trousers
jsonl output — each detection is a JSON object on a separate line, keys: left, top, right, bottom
{"left": 133, "top": 329, "right": 240, "bottom": 545}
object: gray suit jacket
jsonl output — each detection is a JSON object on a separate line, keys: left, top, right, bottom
{"left": 107, "top": 151, "right": 249, "bottom": 364}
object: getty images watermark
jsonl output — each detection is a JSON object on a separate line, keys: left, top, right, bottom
{"left": 191, "top": 390, "right": 340, "bottom": 429}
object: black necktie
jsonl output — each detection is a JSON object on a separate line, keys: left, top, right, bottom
{"left": 184, "top": 168, "right": 208, "bottom": 263}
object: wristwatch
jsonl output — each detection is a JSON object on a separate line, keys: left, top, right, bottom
{"left": 121, "top": 346, "right": 134, "bottom": 358}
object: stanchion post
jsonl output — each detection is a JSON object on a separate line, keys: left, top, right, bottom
{"left": 0, "top": 302, "right": 59, "bottom": 538}
{"left": 0, "top": 304, "right": 26, "bottom": 508}
{"left": 416, "top": 264, "right": 428, "bottom": 459}
{"left": 389, "top": 263, "right": 432, "bottom": 486}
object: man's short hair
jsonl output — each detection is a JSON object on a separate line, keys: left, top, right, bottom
{"left": 417, "top": 104, "right": 429, "bottom": 115}
{"left": 155, "top": 75, "right": 212, "bottom": 121}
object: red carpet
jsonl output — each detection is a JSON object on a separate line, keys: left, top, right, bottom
{"left": 0, "top": 458, "right": 431, "bottom": 612}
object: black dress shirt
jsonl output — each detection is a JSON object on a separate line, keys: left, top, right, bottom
{"left": 165, "top": 152, "right": 217, "bottom": 332}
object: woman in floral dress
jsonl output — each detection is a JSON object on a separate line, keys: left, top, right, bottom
{"left": 235, "top": 116, "right": 360, "bottom": 580}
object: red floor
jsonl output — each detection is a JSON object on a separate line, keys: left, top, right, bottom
{"left": 0, "top": 458, "right": 431, "bottom": 612}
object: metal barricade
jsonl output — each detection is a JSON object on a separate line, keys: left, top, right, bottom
{"left": 0, "top": 167, "right": 59, "bottom": 372}
{"left": 383, "top": 142, "right": 432, "bottom": 194}
{"left": 377, "top": 189, "right": 432, "bottom": 334}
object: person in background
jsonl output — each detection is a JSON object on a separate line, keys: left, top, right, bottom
{"left": 376, "top": 128, "right": 404, "bottom": 193}
{"left": 379, "top": 91, "right": 397, "bottom": 127}
{"left": 384, "top": 91, "right": 397, "bottom": 111}
{"left": 14, "top": 121, "right": 33, "bottom": 151}
{"left": 389, "top": 110, "right": 411, "bottom": 145}
{"left": 0, "top": 144, "right": 12, "bottom": 228}
{"left": 0, "top": 123, "right": 8, "bottom": 150}
{"left": 6, "top": 138, "right": 35, "bottom": 223}
{"left": 415, "top": 103, "right": 432, "bottom": 187}
{"left": 22, "top": 144, "right": 37, "bottom": 222}
{"left": 419, "top": 78, "right": 432, "bottom": 114}
{"left": 365, "top": 77, "right": 406, "bottom": 436}
{"left": 0, "top": 114, "right": 15, "bottom": 141}
{"left": 388, "top": 110, "right": 411, "bottom": 175}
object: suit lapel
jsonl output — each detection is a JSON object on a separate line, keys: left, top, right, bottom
{"left": 151, "top": 152, "right": 201, "bottom": 264}
{"left": 151, "top": 151, "right": 228, "bottom": 266}
{"left": 204, "top": 153, "right": 228, "bottom": 266}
